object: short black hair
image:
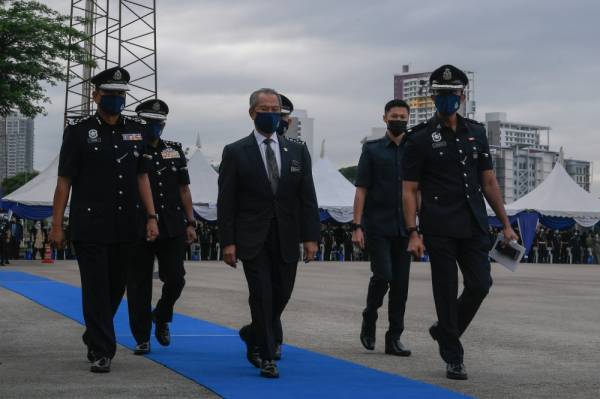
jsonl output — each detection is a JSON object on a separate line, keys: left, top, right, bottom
{"left": 385, "top": 99, "right": 410, "bottom": 114}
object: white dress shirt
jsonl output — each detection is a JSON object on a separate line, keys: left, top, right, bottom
{"left": 254, "top": 130, "right": 281, "bottom": 175}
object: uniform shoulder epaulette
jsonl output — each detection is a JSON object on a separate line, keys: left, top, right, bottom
{"left": 464, "top": 117, "right": 485, "bottom": 126}
{"left": 164, "top": 140, "right": 182, "bottom": 148}
{"left": 67, "top": 115, "right": 94, "bottom": 126}
{"left": 124, "top": 115, "right": 147, "bottom": 125}
{"left": 286, "top": 136, "right": 304, "bottom": 145}
{"left": 406, "top": 121, "right": 428, "bottom": 134}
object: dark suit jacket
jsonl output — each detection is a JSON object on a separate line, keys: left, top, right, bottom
{"left": 217, "top": 133, "right": 320, "bottom": 263}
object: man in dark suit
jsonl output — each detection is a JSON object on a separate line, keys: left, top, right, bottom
{"left": 217, "top": 88, "right": 320, "bottom": 379}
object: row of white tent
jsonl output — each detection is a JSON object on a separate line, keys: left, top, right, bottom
{"left": 1, "top": 139, "right": 355, "bottom": 223}
{"left": 4, "top": 138, "right": 600, "bottom": 227}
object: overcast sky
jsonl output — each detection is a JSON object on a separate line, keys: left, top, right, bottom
{"left": 35, "top": 0, "right": 600, "bottom": 190}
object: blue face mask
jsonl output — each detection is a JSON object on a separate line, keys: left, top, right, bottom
{"left": 434, "top": 94, "right": 461, "bottom": 116}
{"left": 99, "top": 95, "right": 126, "bottom": 115}
{"left": 144, "top": 120, "right": 165, "bottom": 141}
{"left": 276, "top": 119, "right": 289, "bottom": 136}
{"left": 254, "top": 112, "right": 281, "bottom": 135}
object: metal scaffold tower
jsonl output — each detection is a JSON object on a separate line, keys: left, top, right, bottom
{"left": 64, "top": 0, "right": 157, "bottom": 123}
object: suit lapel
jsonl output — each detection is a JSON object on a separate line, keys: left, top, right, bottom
{"left": 243, "top": 132, "right": 272, "bottom": 194}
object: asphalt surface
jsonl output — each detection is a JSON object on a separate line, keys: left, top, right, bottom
{"left": 1, "top": 259, "right": 599, "bottom": 399}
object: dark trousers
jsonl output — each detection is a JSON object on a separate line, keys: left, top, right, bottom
{"left": 127, "top": 235, "right": 186, "bottom": 344}
{"left": 424, "top": 234, "right": 492, "bottom": 364}
{"left": 241, "top": 220, "right": 297, "bottom": 361}
{"left": 363, "top": 234, "right": 411, "bottom": 339}
{"left": 0, "top": 240, "right": 9, "bottom": 264}
{"left": 74, "top": 241, "right": 131, "bottom": 359}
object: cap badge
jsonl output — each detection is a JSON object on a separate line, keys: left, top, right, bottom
{"left": 152, "top": 101, "right": 161, "bottom": 111}
{"left": 443, "top": 68, "right": 452, "bottom": 81}
{"left": 88, "top": 129, "right": 98, "bottom": 139}
{"left": 432, "top": 131, "right": 442, "bottom": 143}
{"left": 113, "top": 70, "right": 122, "bottom": 80}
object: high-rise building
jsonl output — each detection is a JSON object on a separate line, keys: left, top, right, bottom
{"left": 485, "top": 112, "right": 550, "bottom": 150}
{"left": 286, "top": 109, "right": 315, "bottom": 158}
{"left": 490, "top": 145, "right": 591, "bottom": 203}
{"left": 564, "top": 159, "right": 592, "bottom": 192}
{"left": 393, "top": 65, "right": 476, "bottom": 126}
{"left": 0, "top": 113, "right": 35, "bottom": 182}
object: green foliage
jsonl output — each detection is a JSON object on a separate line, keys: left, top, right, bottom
{"left": 0, "top": 1, "right": 94, "bottom": 117}
{"left": 1, "top": 170, "right": 39, "bottom": 195}
{"left": 339, "top": 165, "right": 357, "bottom": 184}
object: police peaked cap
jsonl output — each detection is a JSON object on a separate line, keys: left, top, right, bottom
{"left": 429, "top": 64, "right": 468, "bottom": 90}
{"left": 280, "top": 94, "right": 294, "bottom": 115}
{"left": 135, "top": 99, "right": 169, "bottom": 120}
{"left": 91, "top": 66, "right": 131, "bottom": 91}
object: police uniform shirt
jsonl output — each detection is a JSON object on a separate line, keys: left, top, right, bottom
{"left": 145, "top": 139, "right": 190, "bottom": 238}
{"left": 58, "top": 114, "right": 149, "bottom": 243}
{"left": 355, "top": 134, "right": 407, "bottom": 237}
{"left": 402, "top": 114, "right": 493, "bottom": 238}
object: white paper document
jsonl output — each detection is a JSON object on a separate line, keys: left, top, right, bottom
{"left": 489, "top": 233, "right": 525, "bottom": 272}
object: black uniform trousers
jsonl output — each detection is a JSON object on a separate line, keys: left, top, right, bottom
{"left": 242, "top": 219, "right": 297, "bottom": 361}
{"left": 423, "top": 233, "right": 492, "bottom": 364}
{"left": 363, "top": 234, "right": 411, "bottom": 339}
{"left": 127, "top": 235, "right": 186, "bottom": 344}
{"left": 74, "top": 241, "right": 131, "bottom": 359}
{"left": 0, "top": 238, "right": 9, "bottom": 264}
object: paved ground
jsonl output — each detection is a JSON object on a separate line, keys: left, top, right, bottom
{"left": 1, "top": 259, "right": 599, "bottom": 399}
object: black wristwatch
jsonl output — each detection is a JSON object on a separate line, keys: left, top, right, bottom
{"left": 186, "top": 219, "right": 198, "bottom": 228}
{"left": 350, "top": 223, "right": 363, "bottom": 232}
{"left": 407, "top": 226, "right": 419, "bottom": 236}
{"left": 147, "top": 214, "right": 159, "bottom": 222}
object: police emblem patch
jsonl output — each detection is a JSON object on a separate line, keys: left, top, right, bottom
{"left": 432, "top": 131, "right": 442, "bottom": 143}
{"left": 88, "top": 129, "right": 98, "bottom": 139}
{"left": 113, "top": 70, "right": 122, "bottom": 80}
{"left": 152, "top": 101, "right": 160, "bottom": 111}
{"left": 443, "top": 68, "right": 452, "bottom": 81}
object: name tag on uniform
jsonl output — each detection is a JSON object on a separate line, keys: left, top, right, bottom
{"left": 122, "top": 133, "right": 143, "bottom": 141}
{"left": 290, "top": 160, "right": 302, "bottom": 173}
{"left": 161, "top": 148, "right": 180, "bottom": 159}
{"left": 432, "top": 141, "right": 447, "bottom": 149}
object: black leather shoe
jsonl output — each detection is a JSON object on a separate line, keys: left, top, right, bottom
{"left": 446, "top": 363, "right": 468, "bottom": 380}
{"left": 87, "top": 348, "right": 96, "bottom": 363}
{"left": 360, "top": 319, "right": 376, "bottom": 350}
{"left": 134, "top": 342, "right": 151, "bottom": 355}
{"left": 274, "top": 343, "right": 282, "bottom": 360}
{"left": 429, "top": 322, "right": 441, "bottom": 341}
{"left": 385, "top": 336, "right": 411, "bottom": 357}
{"left": 153, "top": 315, "right": 171, "bottom": 346}
{"left": 90, "top": 357, "right": 111, "bottom": 373}
{"left": 239, "top": 325, "right": 262, "bottom": 368}
{"left": 260, "top": 360, "right": 279, "bottom": 378}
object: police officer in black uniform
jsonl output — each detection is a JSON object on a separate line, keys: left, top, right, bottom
{"left": 353, "top": 99, "right": 412, "bottom": 357}
{"left": 49, "top": 66, "right": 159, "bottom": 373}
{"left": 402, "top": 65, "right": 518, "bottom": 380}
{"left": 276, "top": 94, "right": 293, "bottom": 136}
{"left": 126, "top": 99, "right": 197, "bottom": 355}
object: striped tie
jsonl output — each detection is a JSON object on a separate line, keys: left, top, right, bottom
{"left": 264, "top": 138, "right": 279, "bottom": 194}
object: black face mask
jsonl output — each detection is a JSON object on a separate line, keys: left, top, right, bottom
{"left": 387, "top": 120, "right": 408, "bottom": 136}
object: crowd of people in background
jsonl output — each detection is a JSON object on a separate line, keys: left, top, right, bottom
{"left": 2, "top": 215, "right": 600, "bottom": 265}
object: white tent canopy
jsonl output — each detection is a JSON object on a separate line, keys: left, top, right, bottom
{"left": 188, "top": 142, "right": 219, "bottom": 221}
{"left": 505, "top": 162, "right": 600, "bottom": 227}
{"left": 311, "top": 140, "right": 355, "bottom": 222}
{"left": 2, "top": 155, "right": 59, "bottom": 207}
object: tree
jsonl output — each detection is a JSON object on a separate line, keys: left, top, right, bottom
{"left": 339, "top": 165, "right": 357, "bottom": 184}
{"left": 0, "top": 0, "right": 93, "bottom": 117}
{"left": 1, "top": 170, "right": 39, "bottom": 195}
